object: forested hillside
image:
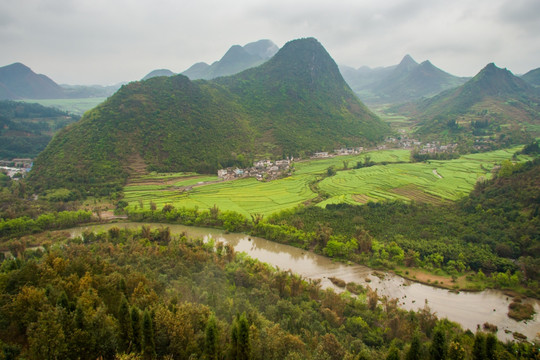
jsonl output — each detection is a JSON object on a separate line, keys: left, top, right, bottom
{"left": 400, "top": 63, "right": 540, "bottom": 147}
{"left": 0, "top": 101, "right": 78, "bottom": 159}
{"left": 28, "top": 38, "right": 389, "bottom": 198}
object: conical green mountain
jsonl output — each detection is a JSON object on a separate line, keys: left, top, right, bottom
{"left": 414, "top": 63, "right": 534, "bottom": 117}
{"left": 216, "top": 38, "right": 385, "bottom": 153}
{"left": 29, "top": 38, "right": 389, "bottom": 197}
{"left": 407, "top": 63, "right": 540, "bottom": 142}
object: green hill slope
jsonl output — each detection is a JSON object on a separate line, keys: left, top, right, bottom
{"left": 0, "top": 100, "right": 78, "bottom": 159}
{"left": 28, "top": 38, "right": 389, "bottom": 197}
{"left": 217, "top": 37, "right": 386, "bottom": 154}
{"left": 403, "top": 63, "right": 540, "bottom": 146}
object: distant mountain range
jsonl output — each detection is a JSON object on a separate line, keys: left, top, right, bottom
{"left": 141, "top": 40, "right": 279, "bottom": 81}
{"left": 29, "top": 38, "right": 389, "bottom": 197}
{"left": 0, "top": 63, "right": 65, "bottom": 99}
{"left": 181, "top": 39, "right": 279, "bottom": 80}
{"left": 340, "top": 55, "right": 469, "bottom": 104}
{"left": 0, "top": 62, "right": 120, "bottom": 100}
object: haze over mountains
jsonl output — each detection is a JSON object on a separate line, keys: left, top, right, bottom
{"left": 0, "top": 63, "right": 65, "bottom": 100}
{"left": 340, "top": 55, "right": 470, "bottom": 104}
{"left": 0, "top": 62, "right": 119, "bottom": 100}
{"left": 3, "top": 37, "right": 539, "bottom": 109}
{"left": 181, "top": 39, "right": 279, "bottom": 80}
{"left": 29, "top": 38, "right": 388, "bottom": 196}
{"left": 141, "top": 40, "right": 279, "bottom": 81}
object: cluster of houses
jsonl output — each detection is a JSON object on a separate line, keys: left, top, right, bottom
{"left": 418, "top": 142, "right": 458, "bottom": 154}
{"left": 385, "top": 136, "right": 457, "bottom": 154}
{"left": 473, "top": 138, "right": 496, "bottom": 151}
{"left": 312, "top": 147, "right": 365, "bottom": 159}
{"left": 218, "top": 158, "right": 292, "bottom": 181}
{"left": 0, "top": 158, "right": 33, "bottom": 179}
{"left": 385, "top": 135, "right": 422, "bottom": 149}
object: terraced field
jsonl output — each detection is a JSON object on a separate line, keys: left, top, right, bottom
{"left": 317, "top": 147, "right": 528, "bottom": 207}
{"left": 123, "top": 146, "right": 529, "bottom": 216}
{"left": 124, "top": 174, "right": 317, "bottom": 216}
{"left": 294, "top": 149, "right": 411, "bottom": 175}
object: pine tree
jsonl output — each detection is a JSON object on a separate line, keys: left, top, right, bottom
{"left": 131, "top": 307, "right": 142, "bottom": 353}
{"left": 204, "top": 315, "right": 219, "bottom": 360}
{"left": 74, "top": 305, "right": 85, "bottom": 329}
{"left": 406, "top": 333, "right": 422, "bottom": 360}
{"left": 118, "top": 297, "right": 132, "bottom": 352}
{"left": 485, "top": 333, "right": 497, "bottom": 360}
{"left": 430, "top": 328, "right": 447, "bottom": 360}
{"left": 142, "top": 310, "right": 156, "bottom": 359}
{"left": 472, "top": 332, "right": 486, "bottom": 360}
{"left": 230, "top": 321, "right": 239, "bottom": 359}
{"left": 237, "top": 313, "right": 250, "bottom": 360}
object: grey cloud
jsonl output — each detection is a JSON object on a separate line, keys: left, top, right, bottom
{"left": 0, "top": 0, "right": 538, "bottom": 84}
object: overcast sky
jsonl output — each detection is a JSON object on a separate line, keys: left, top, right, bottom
{"left": 1, "top": 0, "right": 539, "bottom": 85}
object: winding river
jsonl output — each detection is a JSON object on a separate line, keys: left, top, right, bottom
{"left": 69, "top": 222, "right": 540, "bottom": 342}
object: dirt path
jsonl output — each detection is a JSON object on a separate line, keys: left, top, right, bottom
{"left": 432, "top": 169, "right": 443, "bottom": 179}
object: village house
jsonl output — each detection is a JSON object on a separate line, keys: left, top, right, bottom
{"left": 11, "top": 158, "right": 33, "bottom": 168}
{"left": 0, "top": 158, "right": 33, "bottom": 179}
{"left": 217, "top": 158, "right": 292, "bottom": 181}
{"left": 312, "top": 152, "right": 329, "bottom": 158}
{"left": 334, "top": 147, "right": 363, "bottom": 156}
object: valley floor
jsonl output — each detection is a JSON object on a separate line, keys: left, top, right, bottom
{"left": 115, "top": 146, "right": 529, "bottom": 217}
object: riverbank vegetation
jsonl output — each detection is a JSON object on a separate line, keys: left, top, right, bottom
{"left": 0, "top": 227, "right": 536, "bottom": 359}
{"left": 0, "top": 210, "right": 94, "bottom": 240}
{"left": 123, "top": 158, "right": 539, "bottom": 299}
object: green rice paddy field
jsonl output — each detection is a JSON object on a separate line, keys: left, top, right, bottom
{"left": 123, "top": 147, "right": 529, "bottom": 216}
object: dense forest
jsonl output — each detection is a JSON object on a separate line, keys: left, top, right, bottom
{"left": 0, "top": 227, "right": 536, "bottom": 359}
{"left": 0, "top": 101, "right": 78, "bottom": 159}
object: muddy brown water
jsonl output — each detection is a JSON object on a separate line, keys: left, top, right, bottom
{"left": 69, "top": 222, "right": 539, "bottom": 342}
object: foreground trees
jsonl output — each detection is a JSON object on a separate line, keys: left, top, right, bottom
{"left": 0, "top": 227, "right": 536, "bottom": 359}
